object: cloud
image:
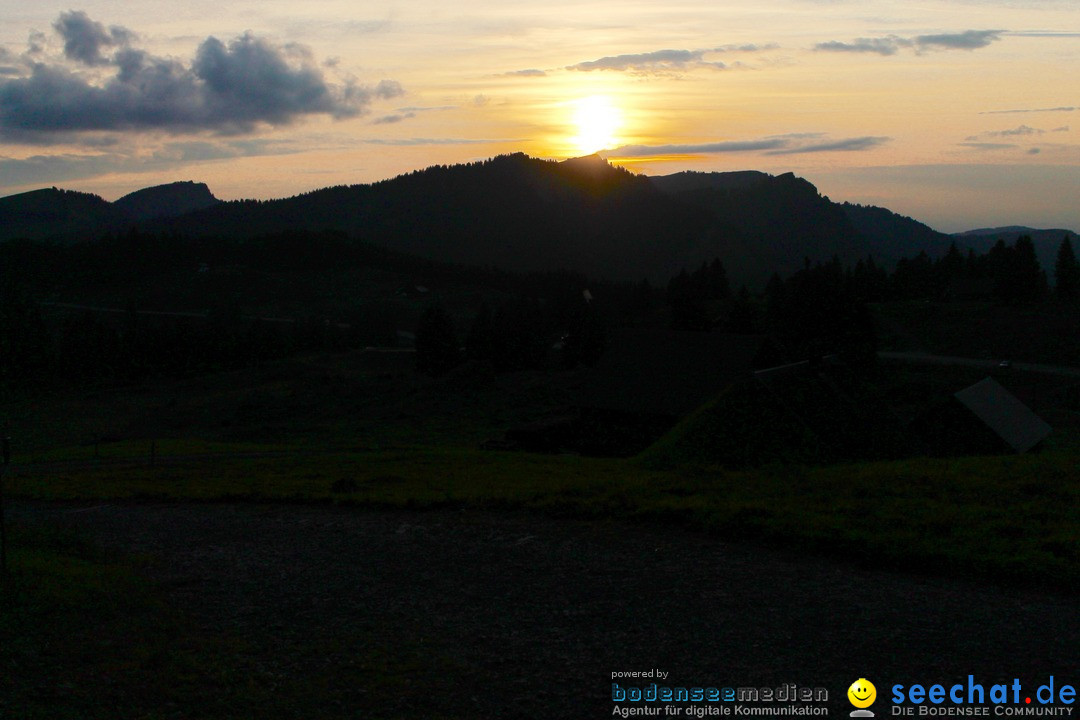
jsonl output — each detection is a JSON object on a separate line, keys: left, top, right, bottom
{"left": 815, "top": 30, "right": 1002, "bottom": 56}
{"left": 374, "top": 104, "right": 456, "bottom": 123}
{"left": 0, "top": 138, "right": 296, "bottom": 188}
{"left": 53, "top": 10, "right": 135, "bottom": 66}
{"left": 764, "top": 136, "right": 890, "bottom": 154}
{"left": 957, "top": 142, "right": 1018, "bottom": 150}
{"left": 521, "top": 44, "right": 772, "bottom": 78}
{"left": 27, "top": 31, "right": 47, "bottom": 56}
{"left": 714, "top": 43, "right": 779, "bottom": 53}
{"left": 567, "top": 49, "right": 724, "bottom": 74}
{"left": 915, "top": 30, "right": 1002, "bottom": 50}
{"left": 362, "top": 138, "right": 491, "bottom": 146}
{"left": 373, "top": 112, "right": 416, "bottom": 124}
{"left": 397, "top": 105, "right": 455, "bottom": 113}
{"left": 815, "top": 36, "right": 911, "bottom": 56}
{"left": 0, "top": 13, "right": 404, "bottom": 142}
{"left": 1006, "top": 31, "right": 1080, "bottom": 38}
{"left": 995, "top": 125, "right": 1043, "bottom": 136}
{"left": 606, "top": 139, "right": 787, "bottom": 156}
{"left": 605, "top": 134, "right": 888, "bottom": 157}
{"left": 965, "top": 124, "right": 1065, "bottom": 142}
{"left": 503, "top": 69, "right": 547, "bottom": 77}
{"left": 981, "top": 106, "right": 1076, "bottom": 115}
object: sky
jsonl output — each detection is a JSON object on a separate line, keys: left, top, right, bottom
{"left": 1, "top": 0, "right": 1078, "bottom": 232}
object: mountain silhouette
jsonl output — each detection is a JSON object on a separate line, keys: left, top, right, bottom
{"left": 841, "top": 202, "right": 958, "bottom": 265}
{"left": 113, "top": 181, "right": 220, "bottom": 222}
{"left": 144, "top": 154, "right": 872, "bottom": 284}
{"left": 0, "top": 181, "right": 219, "bottom": 242}
{"left": 6, "top": 152, "right": 1056, "bottom": 286}
{"left": 0, "top": 187, "right": 120, "bottom": 241}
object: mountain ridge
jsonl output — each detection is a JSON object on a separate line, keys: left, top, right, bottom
{"left": 2, "top": 153, "right": 1075, "bottom": 285}
{"left": 113, "top": 181, "right": 220, "bottom": 222}
{"left": 0, "top": 181, "right": 220, "bottom": 242}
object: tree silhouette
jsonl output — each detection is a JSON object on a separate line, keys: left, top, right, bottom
{"left": 1054, "top": 236, "right": 1079, "bottom": 301}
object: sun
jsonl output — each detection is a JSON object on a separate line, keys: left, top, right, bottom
{"left": 570, "top": 95, "right": 622, "bottom": 155}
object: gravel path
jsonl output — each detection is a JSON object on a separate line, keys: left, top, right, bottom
{"left": 11, "top": 501, "right": 1079, "bottom": 718}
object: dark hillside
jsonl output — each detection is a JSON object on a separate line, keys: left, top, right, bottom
{"left": 0, "top": 187, "right": 122, "bottom": 242}
{"left": 158, "top": 153, "right": 714, "bottom": 282}
{"left": 842, "top": 202, "right": 956, "bottom": 266}
{"left": 660, "top": 171, "right": 869, "bottom": 284}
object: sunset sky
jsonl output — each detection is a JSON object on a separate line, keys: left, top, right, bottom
{"left": 1, "top": 1, "right": 1077, "bottom": 232}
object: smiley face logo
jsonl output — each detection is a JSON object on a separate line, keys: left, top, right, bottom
{"left": 848, "top": 679, "right": 876, "bottom": 708}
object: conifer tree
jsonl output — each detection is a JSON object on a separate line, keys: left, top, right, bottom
{"left": 1054, "top": 235, "right": 1080, "bottom": 301}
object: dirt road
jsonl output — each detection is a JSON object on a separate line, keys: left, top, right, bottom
{"left": 10, "top": 501, "right": 1078, "bottom": 718}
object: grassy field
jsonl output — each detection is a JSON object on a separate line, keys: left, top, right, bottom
{"left": 5, "top": 439, "right": 1078, "bottom": 590}
{"left": 3, "top": 343, "right": 1078, "bottom": 591}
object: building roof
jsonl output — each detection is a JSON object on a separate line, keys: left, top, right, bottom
{"left": 953, "top": 377, "right": 1052, "bottom": 453}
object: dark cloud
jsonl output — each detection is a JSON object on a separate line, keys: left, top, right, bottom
{"left": 764, "top": 136, "right": 890, "bottom": 154}
{"left": 567, "top": 49, "right": 724, "bottom": 73}
{"left": 53, "top": 10, "right": 135, "bottom": 66}
{"left": 0, "top": 13, "right": 404, "bottom": 142}
{"left": 1028, "top": 148, "right": 1041, "bottom": 155}
{"left": 27, "top": 31, "right": 47, "bottom": 55}
{"left": 0, "top": 47, "right": 18, "bottom": 65}
{"left": 815, "top": 30, "right": 1002, "bottom": 56}
{"left": 503, "top": 69, "right": 547, "bottom": 77}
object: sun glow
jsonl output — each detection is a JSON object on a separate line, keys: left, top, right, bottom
{"left": 570, "top": 95, "right": 622, "bottom": 155}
